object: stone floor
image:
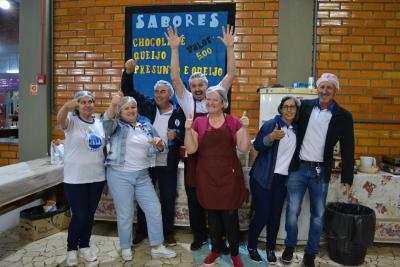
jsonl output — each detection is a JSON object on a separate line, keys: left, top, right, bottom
{"left": 0, "top": 221, "right": 399, "bottom": 267}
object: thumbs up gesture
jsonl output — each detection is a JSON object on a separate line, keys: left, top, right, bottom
{"left": 185, "top": 114, "right": 193, "bottom": 129}
{"left": 270, "top": 123, "right": 285, "bottom": 141}
{"left": 240, "top": 111, "right": 249, "bottom": 128}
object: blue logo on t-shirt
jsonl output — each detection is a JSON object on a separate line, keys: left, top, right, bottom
{"left": 85, "top": 132, "right": 102, "bottom": 151}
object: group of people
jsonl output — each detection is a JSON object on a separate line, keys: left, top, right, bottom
{"left": 57, "top": 23, "right": 354, "bottom": 267}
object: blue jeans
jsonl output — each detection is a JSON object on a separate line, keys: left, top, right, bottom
{"left": 136, "top": 166, "right": 178, "bottom": 237}
{"left": 284, "top": 163, "right": 329, "bottom": 255}
{"left": 106, "top": 167, "right": 163, "bottom": 249}
{"left": 64, "top": 181, "right": 105, "bottom": 251}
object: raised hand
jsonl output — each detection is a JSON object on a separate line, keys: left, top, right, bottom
{"left": 240, "top": 111, "right": 249, "bottom": 128}
{"left": 65, "top": 99, "right": 79, "bottom": 111}
{"left": 125, "top": 59, "right": 137, "bottom": 74}
{"left": 111, "top": 92, "right": 123, "bottom": 106}
{"left": 165, "top": 26, "right": 181, "bottom": 49}
{"left": 270, "top": 123, "right": 285, "bottom": 141}
{"left": 185, "top": 114, "right": 193, "bottom": 129}
{"left": 218, "top": 24, "right": 235, "bottom": 48}
{"left": 167, "top": 128, "right": 177, "bottom": 140}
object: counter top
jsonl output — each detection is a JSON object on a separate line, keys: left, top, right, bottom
{"left": 0, "top": 157, "right": 63, "bottom": 207}
{"left": 0, "top": 137, "right": 18, "bottom": 145}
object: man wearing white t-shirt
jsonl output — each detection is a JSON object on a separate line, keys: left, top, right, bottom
{"left": 165, "top": 25, "right": 236, "bottom": 250}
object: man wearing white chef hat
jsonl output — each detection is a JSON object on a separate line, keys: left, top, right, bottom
{"left": 281, "top": 73, "right": 355, "bottom": 267}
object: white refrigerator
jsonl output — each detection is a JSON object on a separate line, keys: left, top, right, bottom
{"left": 259, "top": 87, "right": 317, "bottom": 127}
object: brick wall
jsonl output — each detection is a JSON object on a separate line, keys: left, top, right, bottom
{"left": 53, "top": 0, "right": 400, "bottom": 159}
{"left": 52, "top": 0, "right": 278, "bottom": 138}
{"left": 0, "top": 144, "right": 19, "bottom": 166}
{"left": 317, "top": 0, "right": 400, "bottom": 158}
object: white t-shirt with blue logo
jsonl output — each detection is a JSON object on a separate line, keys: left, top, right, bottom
{"left": 63, "top": 114, "right": 105, "bottom": 184}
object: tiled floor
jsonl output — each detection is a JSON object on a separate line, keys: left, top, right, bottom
{"left": 0, "top": 221, "right": 399, "bottom": 267}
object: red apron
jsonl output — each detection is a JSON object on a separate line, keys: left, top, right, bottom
{"left": 195, "top": 118, "right": 248, "bottom": 210}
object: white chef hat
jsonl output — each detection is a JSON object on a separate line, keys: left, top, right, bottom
{"left": 206, "top": 85, "right": 229, "bottom": 109}
{"left": 189, "top": 72, "right": 208, "bottom": 86}
{"left": 118, "top": 96, "right": 137, "bottom": 115}
{"left": 74, "top": 90, "right": 95, "bottom": 101}
{"left": 316, "top": 73, "right": 339, "bottom": 90}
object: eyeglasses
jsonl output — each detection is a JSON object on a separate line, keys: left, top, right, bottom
{"left": 282, "top": 105, "right": 297, "bottom": 111}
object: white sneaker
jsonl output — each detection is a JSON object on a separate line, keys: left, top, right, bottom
{"left": 151, "top": 244, "right": 177, "bottom": 258}
{"left": 121, "top": 248, "right": 133, "bottom": 261}
{"left": 66, "top": 250, "right": 78, "bottom": 266}
{"left": 78, "top": 247, "right": 97, "bottom": 262}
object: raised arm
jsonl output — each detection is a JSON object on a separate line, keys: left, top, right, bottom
{"left": 184, "top": 115, "right": 198, "bottom": 154}
{"left": 121, "top": 59, "right": 147, "bottom": 109}
{"left": 236, "top": 111, "right": 251, "bottom": 153}
{"left": 218, "top": 24, "right": 236, "bottom": 91}
{"left": 57, "top": 100, "right": 78, "bottom": 130}
{"left": 105, "top": 93, "right": 122, "bottom": 120}
{"left": 165, "top": 26, "right": 186, "bottom": 98}
{"left": 121, "top": 59, "right": 136, "bottom": 97}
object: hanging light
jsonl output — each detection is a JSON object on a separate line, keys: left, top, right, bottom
{"left": 0, "top": 0, "right": 10, "bottom": 10}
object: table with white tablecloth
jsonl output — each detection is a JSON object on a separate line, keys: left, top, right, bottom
{"left": 95, "top": 161, "right": 252, "bottom": 229}
{"left": 260, "top": 171, "right": 400, "bottom": 244}
{"left": 334, "top": 171, "right": 400, "bottom": 243}
{"left": 94, "top": 165, "right": 400, "bottom": 243}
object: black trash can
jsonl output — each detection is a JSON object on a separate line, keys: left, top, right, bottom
{"left": 324, "top": 202, "right": 376, "bottom": 266}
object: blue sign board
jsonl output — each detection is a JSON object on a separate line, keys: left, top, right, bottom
{"left": 125, "top": 4, "right": 235, "bottom": 97}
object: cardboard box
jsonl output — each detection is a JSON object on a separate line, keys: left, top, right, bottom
{"left": 19, "top": 205, "right": 71, "bottom": 241}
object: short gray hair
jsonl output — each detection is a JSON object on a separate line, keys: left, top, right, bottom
{"left": 206, "top": 85, "right": 229, "bottom": 109}
{"left": 154, "top": 80, "right": 174, "bottom": 97}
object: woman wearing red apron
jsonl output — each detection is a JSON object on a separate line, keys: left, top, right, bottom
{"left": 185, "top": 86, "right": 251, "bottom": 267}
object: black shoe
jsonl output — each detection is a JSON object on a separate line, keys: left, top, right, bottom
{"left": 221, "top": 243, "right": 230, "bottom": 255}
{"left": 247, "top": 248, "right": 262, "bottom": 262}
{"left": 302, "top": 253, "right": 315, "bottom": 267}
{"left": 281, "top": 247, "right": 294, "bottom": 265}
{"left": 190, "top": 239, "right": 208, "bottom": 251}
{"left": 165, "top": 235, "right": 177, "bottom": 246}
{"left": 132, "top": 232, "right": 147, "bottom": 245}
{"left": 267, "top": 250, "right": 277, "bottom": 264}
